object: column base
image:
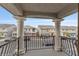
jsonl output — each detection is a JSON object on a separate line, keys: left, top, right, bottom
{"left": 54, "top": 47, "right": 63, "bottom": 52}
{"left": 15, "top": 48, "right": 26, "bottom": 56}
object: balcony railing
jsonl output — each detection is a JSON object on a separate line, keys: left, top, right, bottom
{"left": 61, "top": 36, "right": 78, "bottom": 56}
{"left": 0, "top": 37, "right": 17, "bottom": 56}
{"left": 24, "top": 36, "right": 55, "bottom": 51}
{"left": 0, "top": 36, "right": 78, "bottom": 56}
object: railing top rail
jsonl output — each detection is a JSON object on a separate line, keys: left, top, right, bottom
{"left": 24, "top": 35, "right": 55, "bottom": 38}
{"left": 61, "top": 36, "right": 76, "bottom": 40}
{"left": 0, "top": 38, "right": 17, "bottom": 48}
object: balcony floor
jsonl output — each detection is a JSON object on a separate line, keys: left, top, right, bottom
{"left": 24, "top": 49, "right": 67, "bottom": 56}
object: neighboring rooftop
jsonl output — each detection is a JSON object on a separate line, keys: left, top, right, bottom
{"left": 61, "top": 26, "right": 77, "bottom": 30}
{"left": 38, "top": 25, "right": 77, "bottom": 29}
{"left": 0, "top": 24, "right": 77, "bottom": 31}
{"left": 38, "top": 25, "right": 55, "bottom": 29}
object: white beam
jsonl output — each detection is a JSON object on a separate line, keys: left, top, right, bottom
{"left": 23, "top": 11, "right": 57, "bottom": 19}
{"left": 0, "top": 3, "right": 23, "bottom": 16}
{"left": 57, "top": 4, "right": 78, "bottom": 18}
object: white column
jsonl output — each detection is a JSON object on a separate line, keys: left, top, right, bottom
{"left": 53, "top": 18, "right": 63, "bottom": 51}
{"left": 14, "top": 16, "right": 25, "bottom": 54}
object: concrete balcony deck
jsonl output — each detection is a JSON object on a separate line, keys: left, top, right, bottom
{"left": 24, "top": 49, "right": 67, "bottom": 56}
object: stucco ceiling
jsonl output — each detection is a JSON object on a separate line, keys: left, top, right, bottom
{"left": 1, "top": 3, "right": 78, "bottom": 19}
{"left": 16, "top": 3, "right": 69, "bottom": 13}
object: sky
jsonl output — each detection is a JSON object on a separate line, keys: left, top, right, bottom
{"left": 0, "top": 6, "right": 78, "bottom": 26}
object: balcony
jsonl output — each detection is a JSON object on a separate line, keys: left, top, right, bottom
{"left": 0, "top": 3, "right": 78, "bottom": 56}
{"left": 0, "top": 36, "right": 77, "bottom": 56}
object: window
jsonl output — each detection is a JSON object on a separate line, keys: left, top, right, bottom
{"left": 26, "top": 29, "right": 27, "bottom": 31}
{"left": 29, "top": 29, "right": 30, "bottom": 31}
{"left": 32, "top": 28, "right": 35, "bottom": 32}
{"left": 72, "top": 29, "right": 75, "bottom": 31}
{"left": 2, "top": 33, "right": 3, "bottom": 36}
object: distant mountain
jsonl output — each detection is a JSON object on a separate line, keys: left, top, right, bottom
{"left": 0, "top": 24, "right": 16, "bottom": 29}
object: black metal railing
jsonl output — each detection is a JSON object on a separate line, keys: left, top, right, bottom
{"left": 61, "top": 36, "right": 78, "bottom": 56}
{"left": 0, "top": 36, "right": 78, "bottom": 56}
{"left": 24, "top": 36, "right": 55, "bottom": 51}
{"left": 0, "top": 37, "right": 17, "bottom": 56}
{"left": 16, "top": 37, "right": 20, "bottom": 56}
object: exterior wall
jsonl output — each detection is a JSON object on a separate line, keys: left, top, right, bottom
{"left": 24, "top": 27, "right": 38, "bottom": 36}
{"left": 0, "top": 32, "right": 6, "bottom": 37}
{"left": 39, "top": 29, "right": 55, "bottom": 36}
{"left": 61, "top": 28, "right": 77, "bottom": 37}
{"left": 12, "top": 32, "right": 17, "bottom": 37}
{"left": 12, "top": 26, "right": 38, "bottom": 37}
{"left": 38, "top": 26, "right": 77, "bottom": 37}
{"left": 0, "top": 24, "right": 16, "bottom": 38}
{"left": 0, "top": 30, "right": 7, "bottom": 38}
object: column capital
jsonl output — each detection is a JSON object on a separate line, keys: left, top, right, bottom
{"left": 52, "top": 18, "right": 64, "bottom": 22}
{"left": 14, "top": 16, "right": 26, "bottom": 21}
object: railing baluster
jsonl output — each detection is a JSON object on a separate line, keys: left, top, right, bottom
{"left": 67, "top": 39, "right": 70, "bottom": 55}
{"left": 69, "top": 39, "right": 74, "bottom": 56}
{"left": 4, "top": 45, "right": 8, "bottom": 56}
{"left": 8, "top": 41, "right": 12, "bottom": 56}
{"left": 0, "top": 47, "right": 4, "bottom": 56}
{"left": 0, "top": 38, "right": 18, "bottom": 56}
{"left": 6, "top": 43, "right": 10, "bottom": 56}
{"left": 61, "top": 36, "right": 77, "bottom": 56}
{"left": 33, "top": 36, "right": 34, "bottom": 49}
{"left": 72, "top": 39, "right": 76, "bottom": 56}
